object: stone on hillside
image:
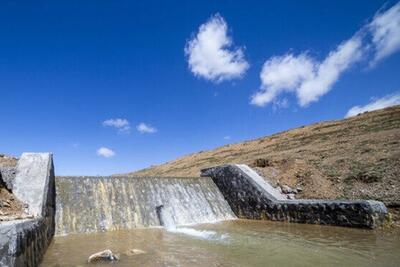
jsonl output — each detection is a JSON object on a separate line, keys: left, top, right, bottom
{"left": 253, "top": 158, "right": 271, "bottom": 168}
{"left": 281, "top": 185, "right": 297, "bottom": 194}
{"left": 88, "top": 250, "right": 119, "bottom": 263}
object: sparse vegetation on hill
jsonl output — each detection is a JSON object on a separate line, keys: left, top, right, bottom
{"left": 0, "top": 154, "right": 17, "bottom": 168}
{"left": 124, "top": 106, "right": 400, "bottom": 217}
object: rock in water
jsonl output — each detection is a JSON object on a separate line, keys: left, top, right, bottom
{"left": 88, "top": 249, "right": 119, "bottom": 263}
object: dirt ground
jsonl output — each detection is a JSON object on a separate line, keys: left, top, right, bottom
{"left": 0, "top": 187, "right": 31, "bottom": 221}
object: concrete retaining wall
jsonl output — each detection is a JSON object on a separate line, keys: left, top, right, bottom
{"left": 0, "top": 167, "right": 16, "bottom": 191}
{"left": 201, "top": 164, "right": 388, "bottom": 229}
{"left": 55, "top": 176, "right": 235, "bottom": 235}
{"left": 0, "top": 153, "right": 55, "bottom": 267}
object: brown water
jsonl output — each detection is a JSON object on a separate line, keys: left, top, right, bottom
{"left": 42, "top": 220, "right": 400, "bottom": 267}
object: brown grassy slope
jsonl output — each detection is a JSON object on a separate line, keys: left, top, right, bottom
{"left": 124, "top": 106, "right": 400, "bottom": 206}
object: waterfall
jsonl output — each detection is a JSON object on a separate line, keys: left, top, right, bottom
{"left": 158, "top": 204, "right": 226, "bottom": 240}
{"left": 55, "top": 176, "right": 236, "bottom": 235}
{"left": 157, "top": 205, "right": 175, "bottom": 230}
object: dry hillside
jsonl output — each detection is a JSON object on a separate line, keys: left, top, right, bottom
{"left": 0, "top": 154, "right": 17, "bottom": 168}
{"left": 125, "top": 106, "right": 400, "bottom": 209}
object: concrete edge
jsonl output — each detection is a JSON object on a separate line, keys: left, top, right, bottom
{"left": 0, "top": 153, "right": 55, "bottom": 267}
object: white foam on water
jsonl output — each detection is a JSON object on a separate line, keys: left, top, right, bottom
{"left": 160, "top": 205, "right": 230, "bottom": 242}
{"left": 167, "top": 227, "right": 230, "bottom": 243}
{"left": 168, "top": 227, "right": 217, "bottom": 239}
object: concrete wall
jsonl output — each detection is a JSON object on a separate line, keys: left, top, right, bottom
{"left": 0, "top": 167, "right": 16, "bottom": 191}
{"left": 0, "top": 153, "right": 55, "bottom": 267}
{"left": 55, "top": 176, "right": 235, "bottom": 235}
{"left": 201, "top": 164, "right": 388, "bottom": 229}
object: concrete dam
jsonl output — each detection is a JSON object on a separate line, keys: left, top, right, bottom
{"left": 1, "top": 153, "right": 391, "bottom": 266}
{"left": 55, "top": 176, "right": 236, "bottom": 235}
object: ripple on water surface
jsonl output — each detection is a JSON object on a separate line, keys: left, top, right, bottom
{"left": 41, "top": 220, "right": 400, "bottom": 267}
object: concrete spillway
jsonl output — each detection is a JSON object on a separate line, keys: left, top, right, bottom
{"left": 201, "top": 164, "right": 388, "bottom": 229}
{"left": 55, "top": 176, "right": 236, "bottom": 235}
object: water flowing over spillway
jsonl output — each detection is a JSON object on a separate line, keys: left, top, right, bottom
{"left": 55, "top": 176, "right": 236, "bottom": 235}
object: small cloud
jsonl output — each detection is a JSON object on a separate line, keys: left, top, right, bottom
{"left": 102, "top": 118, "right": 131, "bottom": 134}
{"left": 71, "top": 143, "right": 80, "bottom": 149}
{"left": 345, "top": 92, "right": 400, "bottom": 118}
{"left": 369, "top": 2, "right": 400, "bottom": 65}
{"left": 136, "top": 123, "right": 157, "bottom": 134}
{"left": 185, "top": 14, "right": 249, "bottom": 82}
{"left": 223, "top": 135, "right": 231, "bottom": 140}
{"left": 97, "top": 147, "right": 116, "bottom": 158}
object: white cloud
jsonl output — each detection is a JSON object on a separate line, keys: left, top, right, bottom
{"left": 136, "top": 123, "right": 157, "bottom": 134}
{"left": 223, "top": 135, "right": 231, "bottom": 140}
{"left": 102, "top": 118, "right": 131, "bottom": 133}
{"left": 273, "top": 98, "right": 290, "bottom": 110}
{"left": 297, "top": 37, "right": 363, "bottom": 106}
{"left": 251, "top": 36, "right": 363, "bottom": 107}
{"left": 251, "top": 2, "right": 400, "bottom": 108}
{"left": 97, "top": 147, "right": 115, "bottom": 158}
{"left": 185, "top": 14, "right": 249, "bottom": 82}
{"left": 369, "top": 2, "right": 400, "bottom": 64}
{"left": 345, "top": 92, "right": 400, "bottom": 118}
{"left": 251, "top": 54, "right": 314, "bottom": 106}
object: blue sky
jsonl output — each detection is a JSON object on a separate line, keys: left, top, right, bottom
{"left": 1, "top": 1, "right": 400, "bottom": 175}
